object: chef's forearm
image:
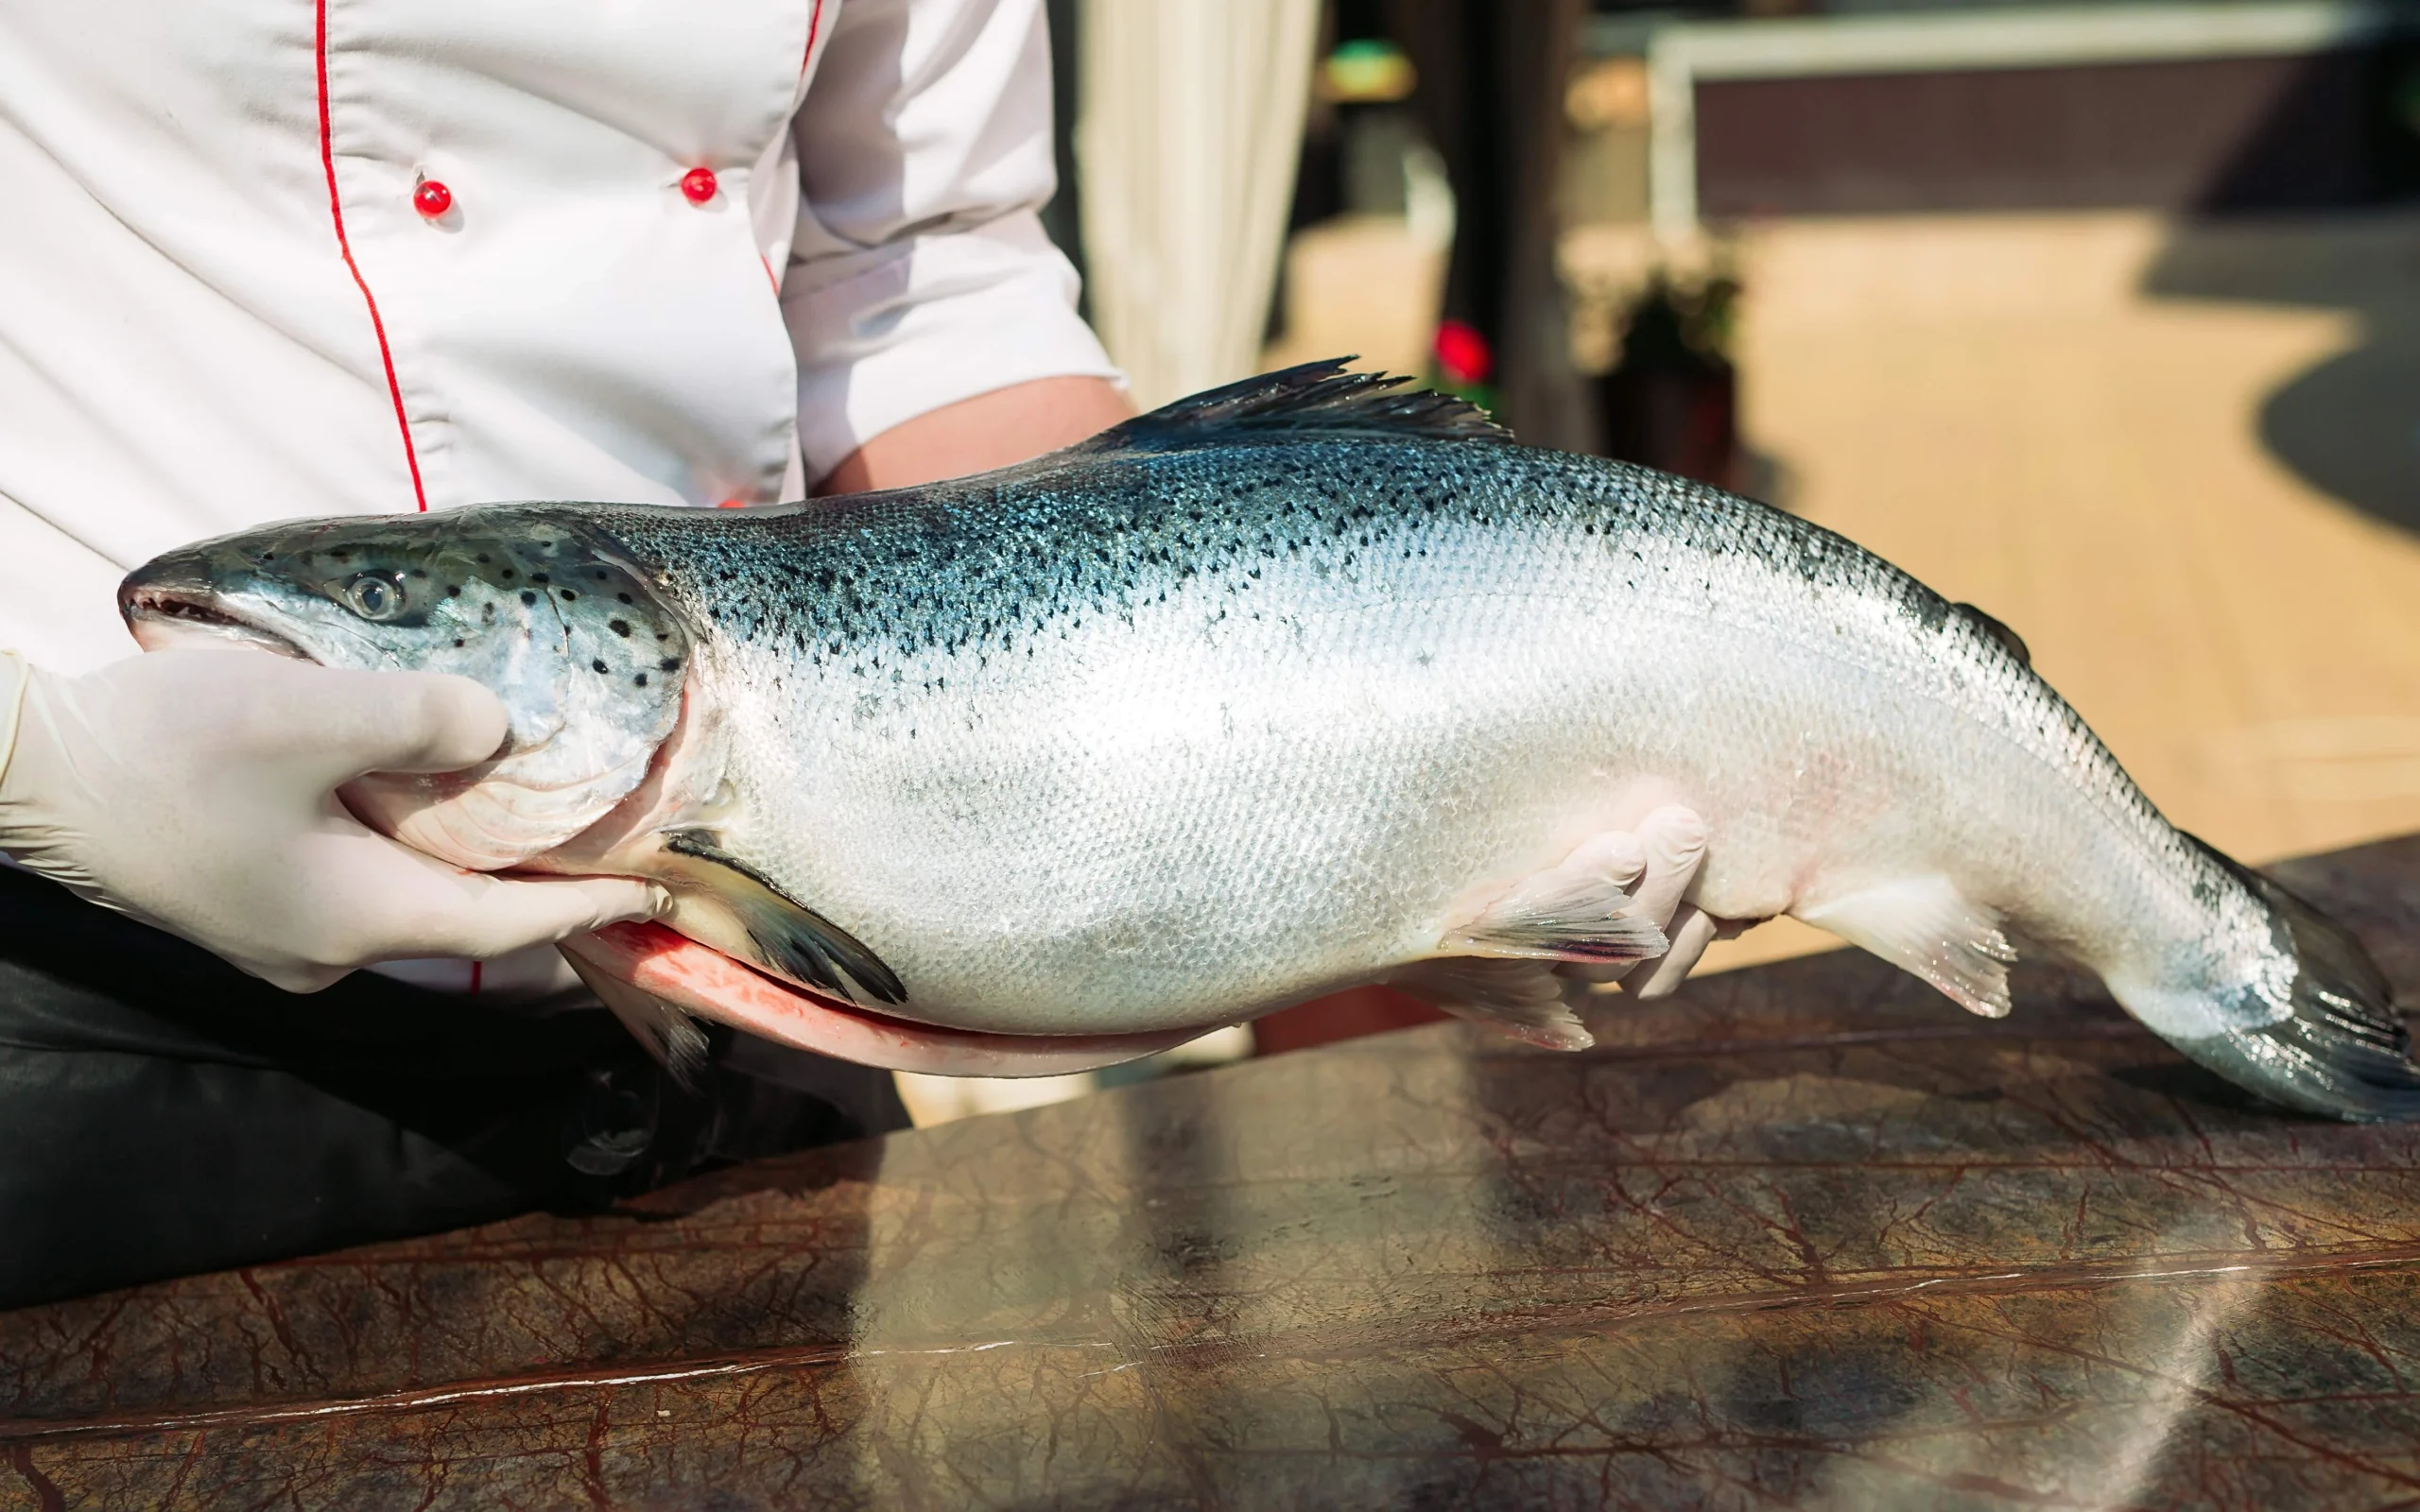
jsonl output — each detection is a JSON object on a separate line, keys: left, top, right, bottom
{"left": 814, "top": 375, "right": 1134, "bottom": 495}
{"left": 784, "top": 0, "right": 1124, "bottom": 491}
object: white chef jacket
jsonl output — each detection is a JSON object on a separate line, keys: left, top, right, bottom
{"left": 0, "top": 0, "right": 1117, "bottom": 674}
{"left": 0, "top": 0, "right": 1119, "bottom": 993}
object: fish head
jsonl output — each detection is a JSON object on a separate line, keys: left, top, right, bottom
{"left": 119, "top": 509, "right": 691, "bottom": 869}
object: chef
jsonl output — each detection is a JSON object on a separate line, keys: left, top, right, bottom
{"left": 0, "top": 0, "right": 1712, "bottom": 1307}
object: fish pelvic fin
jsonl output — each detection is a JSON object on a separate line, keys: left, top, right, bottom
{"left": 661, "top": 831, "right": 908, "bottom": 1006}
{"left": 1799, "top": 875, "right": 2016, "bottom": 1019}
{"left": 1438, "top": 831, "right": 1673, "bottom": 966}
{"left": 1087, "top": 359, "right": 1512, "bottom": 453}
{"left": 559, "top": 937, "right": 710, "bottom": 1087}
{"left": 2149, "top": 839, "right": 2420, "bottom": 1123}
{"left": 1391, "top": 958, "right": 1594, "bottom": 1052}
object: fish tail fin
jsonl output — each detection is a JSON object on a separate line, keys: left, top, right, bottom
{"left": 2143, "top": 840, "right": 2420, "bottom": 1123}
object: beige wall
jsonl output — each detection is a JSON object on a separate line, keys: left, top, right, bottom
{"left": 1703, "top": 209, "right": 2420, "bottom": 973}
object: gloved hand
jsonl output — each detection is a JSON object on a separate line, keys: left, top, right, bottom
{"left": 1554, "top": 803, "right": 1744, "bottom": 999}
{"left": 0, "top": 649, "right": 666, "bottom": 992}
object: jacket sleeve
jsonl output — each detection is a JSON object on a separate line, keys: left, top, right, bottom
{"left": 783, "top": 0, "right": 1121, "bottom": 485}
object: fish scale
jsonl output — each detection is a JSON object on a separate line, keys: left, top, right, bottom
{"left": 119, "top": 362, "right": 2420, "bottom": 1117}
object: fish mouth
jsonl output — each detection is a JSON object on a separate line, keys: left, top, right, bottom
{"left": 566, "top": 922, "right": 1219, "bottom": 1078}
{"left": 120, "top": 586, "right": 311, "bottom": 660}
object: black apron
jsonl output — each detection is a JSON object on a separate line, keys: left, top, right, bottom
{"left": 0, "top": 866, "right": 907, "bottom": 1309}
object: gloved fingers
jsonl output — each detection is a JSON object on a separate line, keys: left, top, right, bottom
{"left": 77, "top": 652, "right": 511, "bottom": 789}
{"left": 1547, "top": 811, "right": 1706, "bottom": 988}
{"left": 256, "top": 828, "right": 666, "bottom": 981}
{"left": 1558, "top": 960, "right": 1632, "bottom": 985}
{"left": 358, "top": 853, "right": 669, "bottom": 964}
{"left": 266, "top": 668, "right": 511, "bottom": 784}
{"left": 1565, "top": 831, "right": 1648, "bottom": 891}
{"left": 1622, "top": 804, "right": 1707, "bottom": 933}
{"left": 1545, "top": 833, "right": 1649, "bottom": 985}
{"left": 236, "top": 958, "right": 357, "bottom": 995}
{"left": 1631, "top": 903, "right": 1720, "bottom": 999}
{"left": 1571, "top": 804, "right": 1706, "bottom": 986}
{"left": 431, "top": 873, "right": 671, "bottom": 960}
{"left": 221, "top": 868, "right": 667, "bottom": 995}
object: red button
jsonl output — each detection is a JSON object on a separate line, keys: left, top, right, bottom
{"left": 680, "top": 166, "right": 718, "bottom": 204}
{"left": 413, "top": 180, "right": 453, "bottom": 218}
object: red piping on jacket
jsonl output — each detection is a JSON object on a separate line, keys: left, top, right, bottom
{"left": 315, "top": 1, "right": 430, "bottom": 512}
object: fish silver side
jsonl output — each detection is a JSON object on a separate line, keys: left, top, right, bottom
{"left": 120, "top": 362, "right": 2420, "bottom": 1117}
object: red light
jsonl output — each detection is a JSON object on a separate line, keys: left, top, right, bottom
{"left": 1433, "top": 319, "right": 1493, "bottom": 385}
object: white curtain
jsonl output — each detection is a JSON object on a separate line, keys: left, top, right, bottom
{"left": 1077, "top": 0, "right": 1322, "bottom": 410}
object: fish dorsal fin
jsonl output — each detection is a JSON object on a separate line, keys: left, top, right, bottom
{"left": 1953, "top": 602, "right": 2031, "bottom": 666}
{"left": 1086, "top": 358, "right": 1512, "bottom": 454}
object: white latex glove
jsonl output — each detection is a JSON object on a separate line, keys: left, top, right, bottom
{"left": 1554, "top": 803, "right": 1744, "bottom": 999}
{"left": 0, "top": 649, "right": 666, "bottom": 992}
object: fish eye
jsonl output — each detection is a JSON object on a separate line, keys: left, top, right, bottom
{"left": 338, "top": 571, "right": 408, "bottom": 622}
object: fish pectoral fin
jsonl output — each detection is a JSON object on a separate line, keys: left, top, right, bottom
{"left": 559, "top": 937, "right": 710, "bottom": 1086}
{"left": 1437, "top": 832, "right": 1672, "bottom": 966}
{"left": 661, "top": 831, "right": 908, "bottom": 1006}
{"left": 1798, "top": 876, "right": 2016, "bottom": 1018}
{"left": 1391, "top": 957, "right": 1594, "bottom": 1052}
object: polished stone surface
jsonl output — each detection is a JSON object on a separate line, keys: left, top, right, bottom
{"left": 9, "top": 836, "right": 2420, "bottom": 1509}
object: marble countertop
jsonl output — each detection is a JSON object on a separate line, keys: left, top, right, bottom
{"left": 9, "top": 835, "right": 2420, "bottom": 1509}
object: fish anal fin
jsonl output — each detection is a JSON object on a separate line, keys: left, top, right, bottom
{"left": 1952, "top": 601, "right": 2031, "bottom": 666}
{"left": 660, "top": 830, "right": 908, "bottom": 1005}
{"left": 1440, "top": 832, "right": 1670, "bottom": 965}
{"left": 1799, "top": 876, "right": 2016, "bottom": 1018}
{"left": 1086, "top": 359, "right": 1511, "bottom": 453}
{"left": 1392, "top": 957, "right": 1594, "bottom": 1052}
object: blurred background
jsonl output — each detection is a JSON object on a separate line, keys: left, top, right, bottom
{"left": 896, "top": 0, "right": 2420, "bottom": 1125}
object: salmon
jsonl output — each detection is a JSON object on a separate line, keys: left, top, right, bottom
{"left": 119, "top": 362, "right": 2420, "bottom": 1117}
